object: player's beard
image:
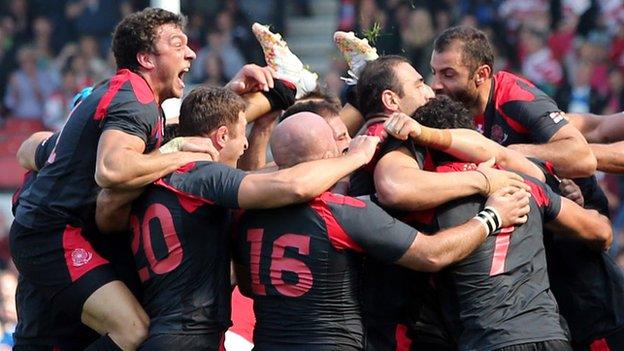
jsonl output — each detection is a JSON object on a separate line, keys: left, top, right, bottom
{"left": 444, "top": 86, "right": 480, "bottom": 112}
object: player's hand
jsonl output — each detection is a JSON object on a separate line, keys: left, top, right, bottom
{"left": 346, "top": 135, "right": 380, "bottom": 165}
{"left": 383, "top": 112, "right": 421, "bottom": 140}
{"left": 485, "top": 187, "right": 531, "bottom": 227}
{"left": 180, "top": 137, "right": 220, "bottom": 161}
{"left": 559, "top": 178, "right": 584, "bottom": 207}
{"left": 476, "top": 158, "right": 530, "bottom": 195}
{"left": 225, "top": 64, "right": 276, "bottom": 94}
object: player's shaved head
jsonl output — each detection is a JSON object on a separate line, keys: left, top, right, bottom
{"left": 271, "top": 112, "right": 339, "bottom": 168}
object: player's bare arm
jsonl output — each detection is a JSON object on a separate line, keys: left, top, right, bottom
{"left": 238, "top": 110, "right": 280, "bottom": 171}
{"left": 95, "top": 130, "right": 215, "bottom": 189}
{"left": 374, "top": 147, "right": 528, "bottom": 211}
{"left": 567, "top": 112, "right": 624, "bottom": 143}
{"left": 237, "top": 135, "right": 379, "bottom": 209}
{"left": 396, "top": 187, "right": 530, "bottom": 271}
{"left": 95, "top": 188, "right": 143, "bottom": 233}
{"left": 384, "top": 112, "right": 545, "bottom": 180}
{"left": 507, "top": 124, "right": 596, "bottom": 178}
{"left": 17, "top": 131, "right": 53, "bottom": 171}
{"left": 590, "top": 142, "right": 624, "bottom": 173}
{"left": 545, "top": 197, "right": 613, "bottom": 251}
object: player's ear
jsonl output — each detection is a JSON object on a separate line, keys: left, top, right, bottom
{"left": 214, "top": 125, "right": 229, "bottom": 148}
{"left": 381, "top": 90, "right": 399, "bottom": 112}
{"left": 475, "top": 64, "right": 491, "bottom": 86}
{"left": 136, "top": 51, "right": 156, "bottom": 70}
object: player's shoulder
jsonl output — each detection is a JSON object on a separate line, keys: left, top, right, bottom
{"left": 493, "top": 71, "right": 543, "bottom": 103}
{"left": 106, "top": 69, "right": 158, "bottom": 109}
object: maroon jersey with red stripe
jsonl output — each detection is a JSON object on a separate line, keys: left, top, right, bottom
{"left": 434, "top": 162, "right": 567, "bottom": 351}
{"left": 233, "top": 192, "right": 416, "bottom": 350}
{"left": 476, "top": 71, "right": 567, "bottom": 145}
{"left": 15, "top": 69, "right": 163, "bottom": 229}
{"left": 130, "top": 161, "right": 246, "bottom": 336}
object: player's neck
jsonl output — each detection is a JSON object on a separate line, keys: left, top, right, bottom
{"left": 471, "top": 78, "right": 492, "bottom": 117}
{"left": 137, "top": 70, "right": 162, "bottom": 105}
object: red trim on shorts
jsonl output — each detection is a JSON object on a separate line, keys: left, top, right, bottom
{"left": 310, "top": 193, "right": 364, "bottom": 252}
{"left": 489, "top": 227, "right": 514, "bottom": 276}
{"left": 590, "top": 338, "right": 612, "bottom": 351}
{"left": 62, "top": 225, "right": 108, "bottom": 282}
{"left": 395, "top": 324, "right": 413, "bottom": 351}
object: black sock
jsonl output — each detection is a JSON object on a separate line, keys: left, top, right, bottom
{"left": 85, "top": 334, "right": 124, "bottom": 351}
{"left": 261, "top": 79, "right": 297, "bottom": 110}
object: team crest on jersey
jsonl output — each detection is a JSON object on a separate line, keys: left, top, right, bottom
{"left": 491, "top": 125, "right": 508, "bottom": 144}
{"left": 549, "top": 111, "right": 565, "bottom": 124}
{"left": 71, "top": 248, "right": 93, "bottom": 267}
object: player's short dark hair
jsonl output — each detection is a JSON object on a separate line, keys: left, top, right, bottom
{"left": 178, "top": 86, "right": 246, "bottom": 137}
{"left": 357, "top": 55, "right": 410, "bottom": 117}
{"left": 163, "top": 123, "right": 180, "bottom": 144}
{"left": 434, "top": 26, "right": 494, "bottom": 77}
{"left": 112, "top": 8, "right": 186, "bottom": 71}
{"left": 297, "top": 89, "right": 342, "bottom": 106}
{"left": 412, "top": 95, "right": 475, "bottom": 130}
{"left": 281, "top": 98, "right": 341, "bottom": 121}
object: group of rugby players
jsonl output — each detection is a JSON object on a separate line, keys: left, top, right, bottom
{"left": 7, "top": 6, "right": 624, "bottom": 351}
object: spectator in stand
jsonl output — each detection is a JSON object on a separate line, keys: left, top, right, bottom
{"left": 197, "top": 51, "right": 228, "bottom": 87}
{"left": 356, "top": 0, "right": 400, "bottom": 55}
{"left": 556, "top": 61, "right": 607, "bottom": 114}
{"left": 42, "top": 69, "right": 80, "bottom": 131}
{"left": 31, "top": 16, "right": 55, "bottom": 69}
{"left": 609, "top": 20, "right": 624, "bottom": 70}
{"left": 6, "top": 0, "right": 30, "bottom": 48}
{"left": 65, "top": 0, "right": 126, "bottom": 55}
{"left": 192, "top": 29, "right": 245, "bottom": 84}
{"left": 519, "top": 25, "right": 563, "bottom": 96}
{"left": 78, "top": 35, "right": 111, "bottom": 83}
{"left": 603, "top": 67, "right": 624, "bottom": 114}
{"left": 3, "top": 46, "right": 57, "bottom": 122}
{"left": 400, "top": 7, "right": 435, "bottom": 78}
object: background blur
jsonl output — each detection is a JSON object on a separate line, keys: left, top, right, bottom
{"left": 0, "top": 0, "right": 623, "bottom": 346}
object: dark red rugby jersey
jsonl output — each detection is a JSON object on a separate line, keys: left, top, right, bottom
{"left": 476, "top": 71, "right": 568, "bottom": 146}
{"left": 434, "top": 163, "right": 567, "bottom": 351}
{"left": 15, "top": 69, "right": 164, "bottom": 229}
{"left": 233, "top": 192, "right": 416, "bottom": 350}
{"left": 130, "top": 161, "right": 246, "bottom": 337}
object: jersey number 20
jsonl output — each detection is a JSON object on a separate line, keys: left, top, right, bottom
{"left": 130, "top": 203, "right": 183, "bottom": 282}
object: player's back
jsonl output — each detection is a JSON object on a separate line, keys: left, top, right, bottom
{"left": 131, "top": 182, "right": 232, "bottom": 336}
{"left": 544, "top": 176, "right": 624, "bottom": 344}
{"left": 434, "top": 177, "right": 568, "bottom": 351}
{"left": 16, "top": 69, "right": 162, "bottom": 229}
{"left": 234, "top": 193, "right": 372, "bottom": 351}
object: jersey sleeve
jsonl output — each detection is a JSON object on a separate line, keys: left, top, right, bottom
{"left": 101, "top": 93, "right": 159, "bottom": 144}
{"left": 500, "top": 83, "right": 568, "bottom": 143}
{"left": 318, "top": 194, "right": 417, "bottom": 263}
{"left": 35, "top": 132, "right": 59, "bottom": 169}
{"left": 380, "top": 137, "right": 426, "bottom": 169}
{"left": 524, "top": 176, "right": 562, "bottom": 222}
{"left": 162, "top": 162, "right": 247, "bottom": 208}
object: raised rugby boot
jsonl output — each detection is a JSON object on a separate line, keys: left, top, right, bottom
{"left": 333, "top": 31, "right": 379, "bottom": 85}
{"left": 252, "top": 23, "right": 317, "bottom": 99}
